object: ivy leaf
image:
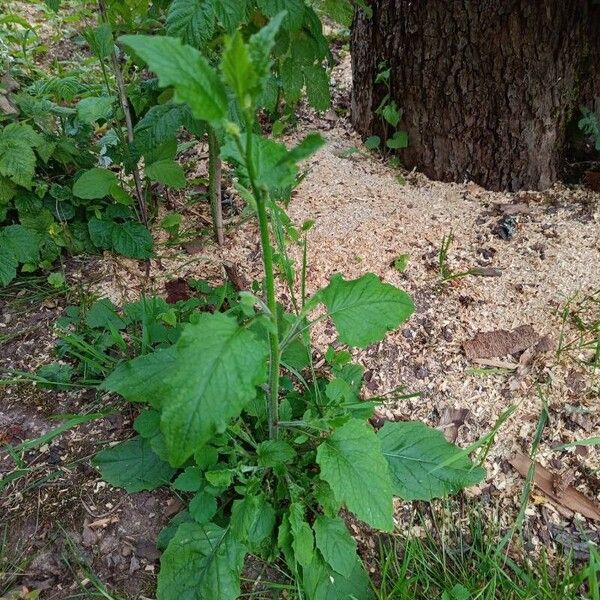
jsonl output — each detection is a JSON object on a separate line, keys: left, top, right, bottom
{"left": 103, "top": 313, "right": 268, "bottom": 466}
{"left": 166, "top": 0, "right": 215, "bottom": 49}
{"left": 386, "top": 130, "right": 409, "bottom": 149}
{"left": 317, "top": 273, "right": 414, "bottom": 348}
{"left": 316, "top": 419, "right": 393, "bottom": 531}
{"left": 157, "top": 521, "right": 246, "bottom": 600}
{"left": 111, "top": 221, "right": 153, "bottom": 259}
{"left": 73, "top": 168, "right": 119, "bottom": 199}
{"left": 120, "top": 35, "right": 228, "bottom": 126}
{"left": 303, "top": 553, "right": 374, "bottom": 600}
{"left": 313, "top": 515, "right": 357, "bottom": 578}
{"left": 378, "top": 421, "right": 486, "bottom": 501}
{"left": 146, "top": 159, "right": 186, "bottom": 189}
{"left": 76, "top": 96, "right": 114, "bottom": 124}
{"left": 93, "top": 436, "right": 176, "bottom": 492}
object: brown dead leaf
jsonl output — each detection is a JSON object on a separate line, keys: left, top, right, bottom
{"left": 438, "top": 407, "right": 469, "bottom": 443}
{"left": 463, "top": 325, "right": 539, "bottom": 360}
{"left": 510, "top": 453, "right": 600, "bottom": 521}
{"left": 164, "top": 278, "right": 191, "bottom": 303}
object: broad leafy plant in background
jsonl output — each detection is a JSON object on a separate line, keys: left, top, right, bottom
{"left": 93, "top": 14, "right": 485, "bottom": 599}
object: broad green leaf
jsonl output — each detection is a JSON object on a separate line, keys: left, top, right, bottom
{"left": 214, "top": 0, "right": 247, "bottom": 32}
{"left": 289, "top": 503, "right": 314, "bottom": 567}
{"left": 76, "top": 96, "right": 114, "bottom": 124}
{"left": 205, "top": 469, "right": 233, "bottom": 487}
{"left": 0, "top": 245, "right": 18, "bottom": 286}
{"left": 256, "top": 440, "right": 296, "bottom": 467}
{"left": 257, "top": 0, "right": 305, "bottom": 30}
{"left": 319, "top": 0, "right": 353, "bottom": 26}
{"left": 93, "top": 436, "right": 176, "bottom": 492}
{"left": 381, "top": 102, "right": 400, "bottom": 127}
{"left": 111, "top": 221, "right": 153, "bottom": 259}
{"left": 73, "top": 168, "right": 119, "bottom": 199}
{"left": 120, "top": 35, "right": 228, "bottom": 125}
{"left": 318, "top": 273, "right": 414, "bottom": 348}
{"left": 378, "top": 421, "right": 486, "bottom": 501}
{"left": 304, "top": 64, "right": 331, "bottom": 111}
{"left": 1, "top": 225, "right": 39, "bottom": 263}
{"left": 85, "top": 298, "right": 126, "bottom": 329}
{"left": 303, "top": 553, "right": 373, "bottom": 600}
{"left": 230, "top": 495, "right": 276, "bottom": 546}
{"left": 287, "top": 133, "right": 326, "bottom": 163}
{"left": 173, "top": 466, "right": 204, "bottom": 492}
{"left": 103, "top": 313, "right": 268, "bottom": 466}
{"left": 166, "top": 0, "right": 215, "bottom": 48}
{"left": 281, "top": 56, "right": 304, "bottom": 104}
{"left": 386, "top": 130, "right": 409, "bottom": 149}
{"left": 146, "top": 159, "right": 186, "bottom": 188}
{"left": 316, "top": 419, "right": 393, "bottom": 531}
{"left": 88, "top": 217, "right": 114, "bottom": 249}
{"left": 248, "top": 11, "right": 286, "bottom": 83}
{"left": 157, "top": 521, "right": 245, "bottom": 600}
{"left": 313, "top": 516, "right": 357, "bottom": 578}
{"left": 189, "top": 490, "right": 217, "bottom": 524}
{"left": 0, "top": 141, "right": 36, "bottom": 189}
{"left": 134, "top": 103, "right": 191, "bottom": 150}
{"left": 364, "top": 135, "right": 381, "bottom": 150}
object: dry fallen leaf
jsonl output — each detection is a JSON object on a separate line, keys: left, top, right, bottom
{"left": 463, "top": 325, "right": 539, "bottom": 360}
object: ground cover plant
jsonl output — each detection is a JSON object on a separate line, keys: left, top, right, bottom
{"left": 81, "top": 16, "right": 488, "bottom": 598}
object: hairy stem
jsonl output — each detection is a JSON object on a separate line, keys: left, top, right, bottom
{"left": 207, "top": 126, "right": 224, "bottom": 246}
{"left": 243, "top": 118, "right": 280, "bottom": 439}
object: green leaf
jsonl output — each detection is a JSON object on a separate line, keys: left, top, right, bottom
{"left": 318, "top": 273, "right": 414, "bottom": 348}
{"left": 0, "top": 141, "right": 36, "bottom": 189}
{"left": 157, "top": 521, "right": 245, "bottom": 600}
{"left": 289, "top": 503, "right": 314, "bottom": 567}
{"left": 173, "top": 466, "right": 204, "bottom": 492}
{"left": 378, "top": 421, "right": 486, "bottom": 501}
{"left": 0, "top": 246, "right": 18, "bottom": 286}
{"left": 221, "top": 31, "right": 257, "bottom": 108}
{"left": 76, "top": 96, "right": 114, "bottom": 124}
{"left": 94, "top": 437, "right": 176, "bottom": 492}
{"left": 85, "top": 23, "right": 113, "bottom": 59}
{"left": 167, "top": 0, "right": 215, "bottom": 48}
{"left": 88, "top": 217, "right": 114, "bottom": 249}
{"left": 287, "top": 133, "right": 326, "bottom": 163}
{"left": 364, "top": 135, "right": 381, "bottom": 150}
{"left": 134, "top": 103, "right": 191, "bottom": 150}
{"left": 386, "top": 130, "right": 408, "bottom": 149}
{"left": 189, "top": 490, "right": 217, "bottom": 524}
{"left": 303, "top": 553, "right": 373, "bottom": 600}
{"left": 257, "top": 440, "right": 296, "bottom": 467}
{"left": 73, "top": 168, "right": 119, "bottom": 199}
{"left": 316, "top": 419, "right": 393, "bottom": 531}
{"left": 248, "top": 12, "right": 286, "bottom": 83}
{"left": 1, "top": 225, "right": 39, "bottom": 263}
{"left": 86, "top": 298, "right": 126, "bottom": 329}
{"left": 205, "top": 469, "right": 233, "bottom": 487}
{"left": 281, "top": 57, "right": 304, "bottom": 104}
{"left": 213, "top": 0, "right": 247, "bottom": 32}
{"left": 230, "top": 495, "right": 276, "bottom": 546}
{"left": 304, "top": 64, "right": 331, "bottom": 111}
{"left": 313, "top": 516, "right": 357, "bottom": 578}
{"left": 120, "top": 35, "right": 228, "bottom": 125}
{"left": 111, "top": 221, "right": 153, "bottom": 259}
{"left": 319, "top": 0, "right": 353, "bottom": 26}
{"left": 146, "top": 159, "right": 186, "bottom": 188}
{"left": 257, "top": 0, "right": 305, "bottom": 30}
{"left": 103, "top": 313, "right": 268, "bottom": 466}
{"left": 381, "top": 102, "right": 400, "bottom": 127}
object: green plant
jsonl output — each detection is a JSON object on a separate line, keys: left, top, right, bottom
{"left": 364, "top": 61, "right": 409, "bottom": 155}
{"left": 578, "top": 106, "right": 600, "bottom": 152}
{"left": 90, "top": 17, "right": 486, "bottom": 599}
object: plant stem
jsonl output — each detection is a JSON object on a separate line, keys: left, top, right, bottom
{"left": 243, "top": 118, "right": 280, "bottom": 439}
{"left": 207, "top": 126, "right": 224, "bottom": 245}
{"left": 98, "top": 0, "right": 148, "bottom": 227}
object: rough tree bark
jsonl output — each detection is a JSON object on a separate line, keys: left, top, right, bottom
{"left": 351, "top": 1, "right": 600, "bottom": 191}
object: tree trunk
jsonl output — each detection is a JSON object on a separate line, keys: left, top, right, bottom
{"left": 351, "top": 1, "right": 600, "bottom": 191}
